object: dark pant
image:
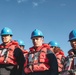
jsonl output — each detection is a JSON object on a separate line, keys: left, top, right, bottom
{"left": 0, "top": 64, "right": 17, "bottom": 75}
{"left": 26, "top": 70, "right": 51, "bottom": 75}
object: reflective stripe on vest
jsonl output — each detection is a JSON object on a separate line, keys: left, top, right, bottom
{"left": 0, "top": 42, "right": 18, "bottom": 65}
{"left": 64, "top": 55, "right": 76, "bottom": 71}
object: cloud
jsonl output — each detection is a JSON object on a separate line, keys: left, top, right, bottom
{"left": 32, "top": 2, "right": 38, "bottom": 7}
{"left": 5, "top": 0, "right": 46, "bottom": 7}
{"left": 17, "top": 0, "right": 27, "bottom": 3}
{"left": 32, "top": 0, "right": 46, "bottom": 7}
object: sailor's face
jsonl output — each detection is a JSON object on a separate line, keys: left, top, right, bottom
{"left": 32, "top": 37, "right": 43, "bottom": 47}
{"left": 1, "top": 35, "right": 12, "bottom": 44}
{"left": 70, "top": 40, "right": 76, "bottom": 50}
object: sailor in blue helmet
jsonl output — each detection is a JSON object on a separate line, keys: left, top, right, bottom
{"left": 0, "top": 27, "right": 25, "bottom": 75}
{"left": 48, "top": 41, "right": 65, "bottom": 74}
{"left": 16, "top": 39, "right": 28, "bottom": 75}
{"left": 68, "top": 29, "right": 76, "bottom": 55}
{"left": 63, "top": 30, "right": 76, "bottom": 75}
{"left": 24, "top": 29, "right": 58, "bottom": 75}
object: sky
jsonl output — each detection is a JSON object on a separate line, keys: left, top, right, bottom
{"left": 0, "top": 0, "right": 76, "bottom": 56}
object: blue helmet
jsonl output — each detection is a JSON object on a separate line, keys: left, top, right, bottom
{"left": 1, "top": 27, "right": 13, "bottom": 36}
{"left": 16, "top": 40, "right": 25, "bottom": 46}
{"left": 31, "top": 29, "right": 44, "bottom": 39}
{"left": 69, "top": 30, "right": 76, "bottom": 41}
{"left": 48, "top": 41, "right": 60, "bottom": 48}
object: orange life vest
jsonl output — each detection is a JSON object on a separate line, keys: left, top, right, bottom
{"left": 64, "top": 55, "right": 76, "bottom": 71}
{"left": 61, "top": 55, "right": 76, "bottom": 75}
{"left": 24, "top": 44, "right": 50, "bottom": 74}
{"left": 0, "top": 40, "right": 20, "bottom": 65}
{"left": 55, "top": 51, "right": 65, "bottom": 72}
{"left": 23, "top": 50, "right": 28, "bottom": 58}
